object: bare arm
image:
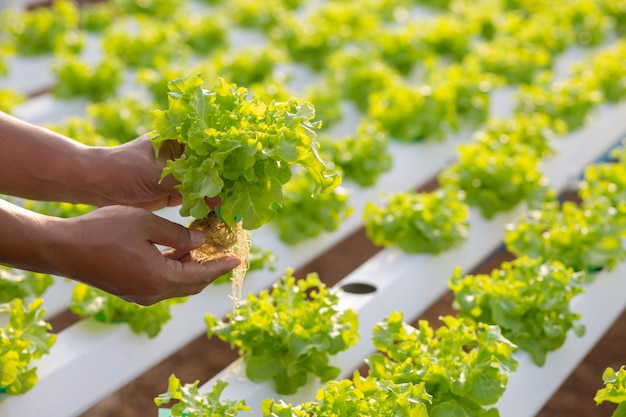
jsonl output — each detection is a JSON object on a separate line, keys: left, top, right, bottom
{"left": 0, "top": 199, "right": 240, "bottom": 305}
{"left": 0, "top": 111, "right": 184, "bottom": 209}
{"left": 0, "top": 111, "right": 95, "bottom": 203}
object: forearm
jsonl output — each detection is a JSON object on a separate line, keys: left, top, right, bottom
{"left": 0, "top": 111, "right": 103, "bottom": 204}
{"left": 0, "top": 112, "right": 182, "bottom": 209}
{"left": 0, "top": 199, "right": 241, "bottom": 305}
{"left": 0, "top": 198, "right": 65, "bottom": 275}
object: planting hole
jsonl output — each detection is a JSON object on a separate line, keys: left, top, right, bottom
{"left": 340, "top": 282, "right": 377, "bottom": 294}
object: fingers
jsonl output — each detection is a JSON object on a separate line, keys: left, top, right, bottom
{"left": 158, "top": 139, "right": 184, "bottom": 161}
{"left": 185, "top": 255, "right": 242, "bottom": 281}
{"left": 143, "top": 213, "right": 242, "bottom": 299}
{"left": 146, "top": 213, "right": 206, "bottom": 252}
{"left": 153, "top": 255, "right": 242, "bottom": 302}
{"left": 205, "top": 196, "right": 223, "bottom": 207}
{"left": 130, "top": 254, "right": 241, "bottom": 305}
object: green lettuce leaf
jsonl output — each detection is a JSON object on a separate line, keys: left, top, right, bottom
{"left": 151, "top": 75, "right": 340, "bottom": 229}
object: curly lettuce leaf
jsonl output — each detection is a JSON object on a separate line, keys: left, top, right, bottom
{"left": 205, "top": 269, "right": 359, "bottom": 395}
{"left": 155, "top": 375, "right": 251, "bottom": 417}
{"left": 151, "top": 75, "right": 340, "bottom": 229}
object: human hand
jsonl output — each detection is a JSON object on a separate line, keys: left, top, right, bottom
{"left": 85, "top": 134, "right": 221, "bottom": 211}
{"left": 44, "top": 205, "right": 240, "bottom": 305}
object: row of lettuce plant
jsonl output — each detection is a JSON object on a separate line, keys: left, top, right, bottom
{"left": 3, "top": 0, "right": 622, "bottom": 123}
{"left": 451, "top": 137, "right": 626, "bottom": 364}
{"left": 153, "top": 104, "right": 626, "bottom": 414}
{"left": 159, "top": 307, "right": 519, "bottom": 416}
{"left": 153, "top": 137, "right": 626, "bottom": 415}
{"left": 0, "top": 2, "right": 620, "bottom": 400}
{"left": 84, "top": 3, "right": 626, "bottom": 415}
{"left": 362, "top": 36, "right": 626, "bottom": 254}
{"left": 201, "top": 22, "right": 626, "bottom": 417}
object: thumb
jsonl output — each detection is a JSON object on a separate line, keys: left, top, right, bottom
{"left": 147, "top": 215, "right": 205, "bottom": 252}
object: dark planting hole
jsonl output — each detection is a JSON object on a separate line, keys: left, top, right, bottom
{"left": 340, "top": 282, "right": 377, "bottom": 294}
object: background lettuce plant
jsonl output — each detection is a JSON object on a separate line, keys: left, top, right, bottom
{"left": 367, "top": 312, "right": 518, "bottom": 417}
{"left": 205, "top": 270, "right": 359, "bottom": 395}
{"left": 594, "top": 366, "right": 626, "bottom": 417}
{"left": 319, "top": 122, "right": 393, "bottom": 187}
{"left": 505, "top": 199, "right": 626, "bottom": 274}
{"left": 272, "top": 170, "right": 353, "bottom": 245}
{"left": 155, "top": 375, "right": 251, "bottom": 417}
{"left": 0, "top": 298, "right": 56, "bottom": 395}
{"left": 438, "top": 140, "right": 544, "bottom": 219}
{"left": 261, "top": 372, "right": 431, "bottom": 417}
{"left": 363, "top": 188, "right": 469, "bottom": 254}
{"left": 69, "top": 284, "right": 186, "bottom": 338}
{"left": 449, "top": 256, "right": 586, "bottom": 366}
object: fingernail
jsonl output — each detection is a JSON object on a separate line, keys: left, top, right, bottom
{"left": 190, "top": 229, "right": 206, "bottom": 246}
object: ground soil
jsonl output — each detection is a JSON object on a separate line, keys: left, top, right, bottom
{"left": 53, "top": 222, "right": 626, "bottom": 417}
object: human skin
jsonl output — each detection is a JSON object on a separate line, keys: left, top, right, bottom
{"left": 0, "top": 111, "right": 240, "bottom": 305}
